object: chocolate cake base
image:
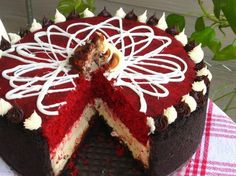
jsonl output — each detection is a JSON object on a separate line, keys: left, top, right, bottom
{"left": 0, "top": 120, "right": 52, "bottom": 176}
{"left": 149, "top": 102, "right": 207, "bottom": 176}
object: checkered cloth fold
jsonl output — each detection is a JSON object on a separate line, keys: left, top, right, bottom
{"left": 0, "top": 100, "right": 235, "bottom": 176}
{"left": 174, "top": 100, "right": 236, "bottom": 176}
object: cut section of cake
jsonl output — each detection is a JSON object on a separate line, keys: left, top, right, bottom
{"left": 0, "top": 8, "right": 211, "bottom": 176}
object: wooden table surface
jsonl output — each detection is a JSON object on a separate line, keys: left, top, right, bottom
{"left": 0, "top": 0, "right": 235, "bottom": 120}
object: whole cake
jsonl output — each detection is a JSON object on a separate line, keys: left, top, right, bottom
{"left": 0, "top": 7, "right": 212, "bottom": 176}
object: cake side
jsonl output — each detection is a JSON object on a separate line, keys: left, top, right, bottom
{"left": 0, "top": 118, "right": 52, "bottom": 176}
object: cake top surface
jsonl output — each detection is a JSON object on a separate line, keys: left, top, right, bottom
{"left": 0, "top": 15, "right": 195, "bottom": 116}
{"left": 0, "top": 9, "right": 211, "bottom": 146}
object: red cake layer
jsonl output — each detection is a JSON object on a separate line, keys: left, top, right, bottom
{"left": 0, "top": 17, "right": 195, "bottom": 152}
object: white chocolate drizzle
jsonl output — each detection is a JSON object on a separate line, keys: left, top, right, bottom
{"left": 0, "top": 98, "right": 12, "bottom": 116}
{"left": 54, "top": 9, "right": 66, "bottom": 24}
{"left": 115, "top": 8, "right": 126, "bottom": 18}
{"left": 156, "top": 13, "right": 168, "bottom": 30}
{"left": 138, "top": 10, "right": 147, "bottom": 23}
{"left": 2, "top": 17, "right": 188, "bottom": 116}
{"left": 83, "top": 8, "right": 95, "bottom": 17}
{"left": 24, "top": 111, "right": 42, "bottom": 130}
{"left": 30, "top": 19, "right": 42, "bottom": 32}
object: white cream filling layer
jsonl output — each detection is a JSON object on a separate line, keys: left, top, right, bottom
{"left": 50, "top": 104, "right": 96, "bottom": 175}
{"left": 94, "top": 98, "right": 150, "bottom": 168}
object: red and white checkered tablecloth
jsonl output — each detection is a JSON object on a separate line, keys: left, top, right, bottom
{"left": 174, "top": 100, "right": 236, "bottom": 176}
{"left": 0, "top": 100, "right": 235, "bottom": 176}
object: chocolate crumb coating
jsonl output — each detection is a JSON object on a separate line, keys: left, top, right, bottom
{"left": 42, "top": 16, "right": 53, "bottom": 28}
{"left": 174, "top": 102, "right": 191, "bottom": 117}
{"left": 0, "top": 37, "right": 11, "bottom": 51}
{"left": 184, "top": 40, "right": 197, "bottom": 52}
{"left": 147, "top": 14, "right": 158, "bottom": 26}
{"left": 125, "top": 10, "right": 138, "bottom": 21}
{"left": 195, "top": 60, "right": 206, "bottom": 71}
{"left": 166, "top": 26, "right": 179, "bottom": 36}
{"left": 155, "top": 115, "right": 168, "bottom": 132}
{"left": 98, "top": 7, "right": 112, "bottom": 18}
{"left": 18, "top": 28, "right": 30, "bottom": 38}
{"left": 67, "top": 10, "right": 80, "bottom": 20}
{"left": 6, "top": 105, "right": 24, "bottom": 124}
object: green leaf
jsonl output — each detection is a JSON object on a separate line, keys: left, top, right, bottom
{"left": 57, "top": 0, "right": 95, "bottom": 15}
{"left": 195, "top": 16, "right": 205, "bottom": 32}
{"left": 191, "top": 27, "right": 215, "bottom": 47}
{"left": 212, "top": 0, "right": 222, "bottom": 19}
{"left": 220, "top": 0, "right": 236, "bottom": 34}
{"left": 166, "top": 14, "right": 185, "bottom": 31}
{"left": 58, "top": 0, "right": 76, "bottom": 15}
{"left": 191, "top": 27, "right": 221, "bottom": 53}
{"left": 214, "top": 41, "right": 236, "bottom": 61}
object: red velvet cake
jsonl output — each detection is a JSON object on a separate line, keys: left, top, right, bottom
{"left": 0, "top": 8, "right": 212, "bottom": 176}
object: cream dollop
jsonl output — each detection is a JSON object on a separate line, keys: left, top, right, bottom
{"left": 8, "top": 33, "right": 21, "bottom": 44}
{"left": 138, "top": 10, "right": 147, "bottom": 23}
{"left": 164, "top": 106, "right": 177, "bottom": 124}
{"left": 24, "top": 111, "right": 42, "bottom": 130}
{"left": 192, "top": 80, "right": 207, "bottom": 95}
{"left": 175, "top": 29, "right": 188, "bottom": 46}
{"left": 0, "top": 19, "right": 10, "bottom": 42}
{"left": 188, "top": 44, "right": 204, "bottom": 64}
{"left": 115, "top": 7, "right": 126, "bottom": 18}
{"left": 197, "top": 66, "right": 212, "bottom": 81}
{"left": 83, "top": 8, "right": 95, "bottom": 17}
{"left": 30, "top": 19, "right": 42, "bottom": 32}
{"left": 54, "top": 9, "right": 66, "bottom": 24}
{"left": 0, "top": 98, "right": 12, "bottom": 116}
{"left": 182, "top": 94, "right": 197, "bottom": 112}
{"left": 147, "top": 117, "right": 156, "bottom": 134}
{"left": 156, "top": 13, "right": 168, "bottom": 30}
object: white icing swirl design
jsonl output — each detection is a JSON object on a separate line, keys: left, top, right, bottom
{"left": 54, "top": 9, "right": 66, "bottom": 24}
{"left": 163, "top": 106, "right": 177, "bottom": 124}
{"left": 138, "top": 10, "right": 147, "bottom": 23}
{"left": 30, "top": 19, "right": 42, "bottom": 32}
{"left": 156, "top": 13, "right": 168, "bottom": 30}
{"left": 147, "top": 116, "right": 155, "bottom": 134}
{"left": 24, "top": 111, "right": 42, "bottom": 130}
{"left": 0, "top": 98, "right": 12, "bottom": 116}
{"left": 115, "top": 8, "right": 126, "bottom": 18}
{"left": 2, "top": 17, "right": 188, "bottom": 116}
